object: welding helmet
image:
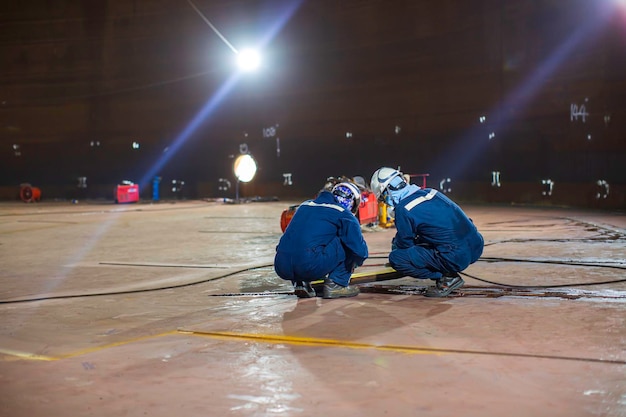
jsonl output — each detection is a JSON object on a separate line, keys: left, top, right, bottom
{"left": 370, "top": 167, "right": 407, "bottom": 205}
{"left": 331, "top": 182, "right": 361, "bottom": 215}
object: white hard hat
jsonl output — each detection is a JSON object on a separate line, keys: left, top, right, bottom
{"left": 370, "top": 167, "right": 406, "bottom": 201}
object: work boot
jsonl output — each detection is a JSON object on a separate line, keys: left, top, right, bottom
{"left": 293, "top": 281, "right": 316, "bottom": 298}
{"left": 322, "top": 278, "right": 360, "bottom": 299}
{"left": 424, "top": 273, "right": 464, "bottom": 297}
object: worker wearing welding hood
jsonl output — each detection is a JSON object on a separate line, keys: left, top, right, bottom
{"left": 274, "top": 182, "right": 369, "bottom": 299}
{"left": 370, "top": 167, "right": 484, "bottom": 297}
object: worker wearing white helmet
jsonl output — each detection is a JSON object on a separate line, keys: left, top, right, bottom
{"left": 370, "top": 167, "right": 484, "bottom": 297}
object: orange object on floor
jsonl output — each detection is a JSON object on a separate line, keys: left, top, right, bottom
{"left": 20, "top": 184, "right": 41, "bottom": 203}
{"left": 280, "top": 205, "right": 298, "bottom": 232}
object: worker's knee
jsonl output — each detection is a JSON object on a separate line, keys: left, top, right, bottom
{"left": 389, "top": 250, "right": 413, "bottom": 275}
{"left": 389, "top": 248, "right": 440, "bottom": 280}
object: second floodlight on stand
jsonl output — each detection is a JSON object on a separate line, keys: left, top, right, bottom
{"left": 234, "top": 154, "right": 256, "bottom": 183}
{"left": 233, "top": 154, "right": 257, "bottom": 202}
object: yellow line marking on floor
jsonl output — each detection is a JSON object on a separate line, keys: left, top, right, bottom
{"left": 4, "top": 329, "right": 623, "bottom": 365}
{"left": 177, "top": 330, "right": 626, "bottom": 365}
{"left": 177, "top": 330, "right": 444, "bottom": 356}
{"left": 57, "top": 331, "right": 180, "bottom": 359}
{"left": 0, "top": 348, "right": 58, "bottom": 361}
{"left": 0, "top": 331, "right": 179, "bottom": 361}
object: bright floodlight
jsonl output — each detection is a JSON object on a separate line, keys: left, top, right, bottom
{"left": 234, "top": 154, "right": 257, "bottom": 182}
{"left": 237, "top": 48, "right": 260, "bottom": 72}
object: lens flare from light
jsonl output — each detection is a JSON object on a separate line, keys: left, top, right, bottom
{"left": 139, "top": 73, "right": 240, "bottom": 189}
{"left": 427, "top": 3, "right": 613, "bottom": 181}
{"left": 234, "top": 154, "right": 257, "bottom": 182}
{"left": 138, "top": 0, "right": 303, "bottom": 190}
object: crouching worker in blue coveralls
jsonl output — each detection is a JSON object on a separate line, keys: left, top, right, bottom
{"left": 274, "top": 182, "right": 369, "bottom": 299}
{"left": 370, "top": 167, "right": 484, "bottom": 297}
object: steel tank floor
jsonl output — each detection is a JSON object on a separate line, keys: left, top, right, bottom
{"left": 0, "top": 200, "right": 624, "bottom": 417}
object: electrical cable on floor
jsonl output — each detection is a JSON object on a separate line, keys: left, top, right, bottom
{"left": 0, "top": 263, "right": 274, "bottom": 305}
{"left": 479, "top": 256, "right": 626, "bottom": 269}
{"left": 2, "top": 250, "right": 624, "bottom": 304}
{"left": 369, "top": 247, "right": 626, "bottom": 288}
{"left": 483, "top": 236, "right": 625, "bottom": 246}
{"left": 461, "top": 272, "right": 626, "bottom": 288}
{"left": 468, "top": 256, "right": 626, "bottom": 287}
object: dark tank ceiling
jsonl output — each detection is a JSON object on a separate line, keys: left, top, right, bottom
{"left": 0, "top": 0, "right": 624, "bottom": 207}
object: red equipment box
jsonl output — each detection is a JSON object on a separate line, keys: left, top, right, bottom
{"left": 115, "top": 183, "right": 139, "bottom": 204}
{"left": 358, "top": 191, "right": 378, "bottom": 225}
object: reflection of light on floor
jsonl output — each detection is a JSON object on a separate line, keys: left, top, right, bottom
{"left": 45, "top": 212, "right": 123, "bottom": 294}
{"left": 8, "top": 211, "right": 124, "bottom": 334}
{"left": 228, "top": 344, "right": 303, "bottom": 414}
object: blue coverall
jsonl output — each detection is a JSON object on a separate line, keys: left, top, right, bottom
{"left": 274, "top": 191, "right": 369, "bottom": 286}
{"left": 389, "top": 188, "right": 484, "bottom": 279}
